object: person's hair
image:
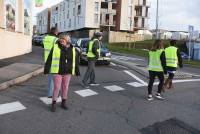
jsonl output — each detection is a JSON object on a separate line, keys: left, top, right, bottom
{"left": 92, "top": 32, "right": 103, "bottom": 39}
{"left": 50, "top": 27, "right": 58, "bottom": 34}
{"left": 151, "top": 40, "right": 163, "bottom": 51}
{"left": 59, "top": 34, "right": 70, "bottom": 42}
{"left": 170, "top": 40, "right": 176, "bottom": 46}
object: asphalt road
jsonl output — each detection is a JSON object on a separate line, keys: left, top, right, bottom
{"left": 0, "top": 53, "right": 200, "bottom": 134}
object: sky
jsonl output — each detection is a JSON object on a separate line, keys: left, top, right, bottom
{"left": 33, "top": 0, "right": 200, "bottom": 31}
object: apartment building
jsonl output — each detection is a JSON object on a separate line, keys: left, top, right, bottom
{"left": 36, "top": 8, "right": 50, "bottom": 34}
{"left": 0, "top": 0, "right": 32, "bottom": 59}
{"left": 37, "top": 0, "right": 150, "bottom": 40}
{"left": 50, "top": 0, "right": 100, "bottom": 33}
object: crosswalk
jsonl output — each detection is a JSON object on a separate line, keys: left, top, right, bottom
{"left": 1, "top": 77, "right": 200, "bottom": 116}
{"left": 112, "top": 55, "right": 144, "bottom": 61}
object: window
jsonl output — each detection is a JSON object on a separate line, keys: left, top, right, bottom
{"left": 67, "top": 10, "right": 69, "bottom": 18}
{"left": 73, "top": 8, "right": 75, "bottom": 16}
{"left": 68, "top": 19, "right": 71, "bottom": 28}
{"left": 78, "top": 5, "right": 81, "bottom": 15}
{"left": 106, "top": 14, "right": 109, "bottom": 25}
{"left": 101, "top": 2, "right": 108, "bottom": 9}
{"left": 95, "top": 2, "right": 99, "bottom": 12}
{"left": 128, "top": 6, "right": 132, "bottom": 17}
{"left": 142, "top": 18, "right": 145, "bottom": 27}
{"left": 94, "top": 14, "right": 98, "bottom": 23}
{"left": 112, "top": 3, "right": 116, "bottom": 9}
{"left": 128, "top": 0, "right": 133, "bottom": 5}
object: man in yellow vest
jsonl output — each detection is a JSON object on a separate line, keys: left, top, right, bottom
{"left": 164, "top": 40, "right": 183, "bottom": 89}
{"left": 82, "top": 32, "right": 102, "bottom": 87}
{"left": 43, "top": 27, "right": 59, "bottom": 98}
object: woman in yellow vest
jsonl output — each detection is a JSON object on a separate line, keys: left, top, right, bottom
{"left": 44, "top": 34, "right": 80, "bottom": 112}
{"left": 147, "top": 40, "right": 166, "bottom": 101}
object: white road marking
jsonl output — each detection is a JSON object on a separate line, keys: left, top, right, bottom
{"left": 75, "top": 89, "right": 98, "bottom": 97}
{"left": 0, "top": 101, "right": 26, "bottom": 115}
{"left": 110, "top": 62, "right": 117, "bottom": 66}
{"left": 40, "top": 97, "right": 62, "bottom": 105}
{"left": 104, "top": 85, "right": 125, "bottom": 92}
{"left": 112, "top": 55, "right": 144, "bottom": 61}
{"left": 127, "top": 82, "right": 146, "bottom": 87}
{"left": 154, "top": 78, "right": 200, "bottom": 85}
{"left": 124, "top": 70, "right": 148, "bottom": 86}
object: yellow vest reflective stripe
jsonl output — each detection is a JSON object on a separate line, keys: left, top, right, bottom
{"left": 72, "top": 47, "right": 76, "bottom": 75}
{"left": 87, "top": 39, "right": 101, "bottom": 58}
{"left": 43, "top": 35, "right": 58, "bottom": 62}
{"left": 148, "top": 49, "right": 163, "bottom": 72}
{"left": 165, "top": 46, "right": 178, "bottom": 67}
{"left": 50, "top": 44, "right": 60, "bottom": 73}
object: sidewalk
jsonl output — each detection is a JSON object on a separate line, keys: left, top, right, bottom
{"left": 0, "top": 46, "right": 44, "bottom": 90}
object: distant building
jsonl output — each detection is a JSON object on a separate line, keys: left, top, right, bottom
{"left": 37, "top": 0, "right": 150, "bottom": 33}
{"left": 0, "top": 0, "right": 32, "bottom": 59}
{"left": 36, "top": 8, "right": 51, "bottom": 34}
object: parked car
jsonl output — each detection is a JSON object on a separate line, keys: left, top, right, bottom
{"left": 180, "top": 51, "right": 188, "bottom": 59}
{"left": 32, "top": 35, "right": 45, "bottom": 46}
{"left": 76, "top": 38, "right": 111, "bottom": 65}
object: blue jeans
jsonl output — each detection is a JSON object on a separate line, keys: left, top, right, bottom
{"left": 47, "top": 74, "right": 54, "bottom": 97}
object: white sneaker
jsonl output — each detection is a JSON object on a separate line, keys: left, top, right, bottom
{"left": 89, "top": 82, "right": 100, "bottom": 86}
{"left": 155, "top": 93, "right": 165, "bottom": 100}
{"left": 147, "top": 94, "right": 154, "bottom": 101}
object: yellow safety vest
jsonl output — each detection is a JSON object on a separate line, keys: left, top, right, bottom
{"left": 165, "top": 46, "right": 178, "bottom": 67}
{"left": 50, "top": 44, "right": 76, "bottom": 75}
{"left": 87, "top": 39, "right": 101, "bottom": 58}
{"left": 148, "top": 49, "right": 164, "bottom": 72}
{"left": 43, "top": 35, "right": 58, "bottom": 62}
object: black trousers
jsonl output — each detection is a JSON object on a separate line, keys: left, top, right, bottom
{"left": 83, "top": 59, "right": 96, "bottom": 83}
{"left": 148, "top": 71, "right": 164, "bottom": 95}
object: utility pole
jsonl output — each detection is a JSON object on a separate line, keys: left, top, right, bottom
{"left": 155, "top": 0, "right": 159, "bottom": 39}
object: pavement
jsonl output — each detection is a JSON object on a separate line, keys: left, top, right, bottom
{"left": 0, "top": 46, "right": 44, "bottom": 90}
{"left": 0, "top": 46, "right": 200, "bottom": 134}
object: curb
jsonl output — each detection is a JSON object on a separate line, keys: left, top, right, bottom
{"left": 0, "top": 67, "right": 44, "bottom": 91}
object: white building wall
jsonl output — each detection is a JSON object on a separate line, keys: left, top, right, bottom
{"left": 37, "top": 8, "right": 49, "bottom": 34}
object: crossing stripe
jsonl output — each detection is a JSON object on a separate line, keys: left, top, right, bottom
{"left": 0, "top": 101, "right": 26, "bottom": 115}
{"left": 127, "top": 82, "right": 146, "bottom": 87}
{"left": 124, "top": 70, "right": 148, "bottom": 86}
{"left": 75, "top": 89, "right": 98, "bottom": 97}
{"left": 104, "top": 85, "right": 125, "bottom": 92}
{"left": 40, "top": 97, "right": 62, "bottom": 105}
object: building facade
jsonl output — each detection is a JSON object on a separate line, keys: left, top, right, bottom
{"left": 0, "top": 0, "right": 32, "bottom": 60}
{"left": 36, "top": 8, "right": 50, "bottom": 34}
{"left": 36, "top": 0, "right": 150, "bottom": 39}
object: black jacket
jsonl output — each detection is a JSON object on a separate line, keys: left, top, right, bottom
{"left": 44, "top": 43, "right": 80, "bottom": 76}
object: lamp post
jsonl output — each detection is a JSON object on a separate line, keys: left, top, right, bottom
{"left": 155, "top": 0, "right": 159, "bottom": 39}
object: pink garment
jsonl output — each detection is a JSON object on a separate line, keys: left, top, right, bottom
{"left": 53, "top": 74, "right": 71, "bottom": 101}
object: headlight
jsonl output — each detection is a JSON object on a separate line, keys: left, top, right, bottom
{"left": 106, "top": 52, "right": 111, "bottom": 57}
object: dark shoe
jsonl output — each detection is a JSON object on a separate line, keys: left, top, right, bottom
{"left": 51, "top": 101, "right": 56, "bottom": 112}
{"left": 155, "top": 93, "right": 165, "bottom": 100}
{"left": 47, "top": 96, "right": 52, "bottom": 98}
{"left": 61, "top": 99, "right": 68, "bottom": 110}
{"left": 81, "top": 80, "right": 89, "bottom": 88}
{"left": 89, "top": 82, "right": 100, "bottom": 86}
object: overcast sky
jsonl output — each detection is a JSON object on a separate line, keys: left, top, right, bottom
{"left": 33, "top": 0, "right": 200, "bottom": 31}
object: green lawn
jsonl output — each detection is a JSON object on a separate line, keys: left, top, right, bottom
{"left": 109, "top": 40, "right": 200, "bottom": 68}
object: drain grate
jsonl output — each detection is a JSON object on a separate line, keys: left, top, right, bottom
{"left": 141, "top": 118, "right": 200, "bottom": 134}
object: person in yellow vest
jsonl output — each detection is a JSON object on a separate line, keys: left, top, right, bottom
{"left": 82, "top": 32, "right": 102, "bottom": 87}
{"left": 44, "top": 34, "right": 80, "bottom": 112}
{"left": 147, "top": 40, "right": 166, "bottom": 101}
{"left": 164, "top": 40, "right": 183, "bottom": 89}
{"left": 43, "top": 27, "right": 59, "bottom": 98}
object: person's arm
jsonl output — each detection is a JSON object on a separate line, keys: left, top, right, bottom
{"left": 177, "top": 49, "right": 183, "bottom": 68}
{"left": 92, "top": 40, "right": 99, "bottom": 59}
{"left": 160, "top": 51, "right": 167, "bottom": 73}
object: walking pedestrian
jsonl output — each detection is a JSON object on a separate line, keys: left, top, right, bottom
{"left": 164, "top": 40, "right": 183, "bottom": 89}
{"left": 82, "top": 32, "right": 102, "bottom": 87}
{"left": 43, "top": 27, "right": 59, "bottom": 98}
{"left": 44, "top": 34, "right": 80, "bottom": 112}
{"left": 147, "top": 40, "right": 166, "bottom": 101}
